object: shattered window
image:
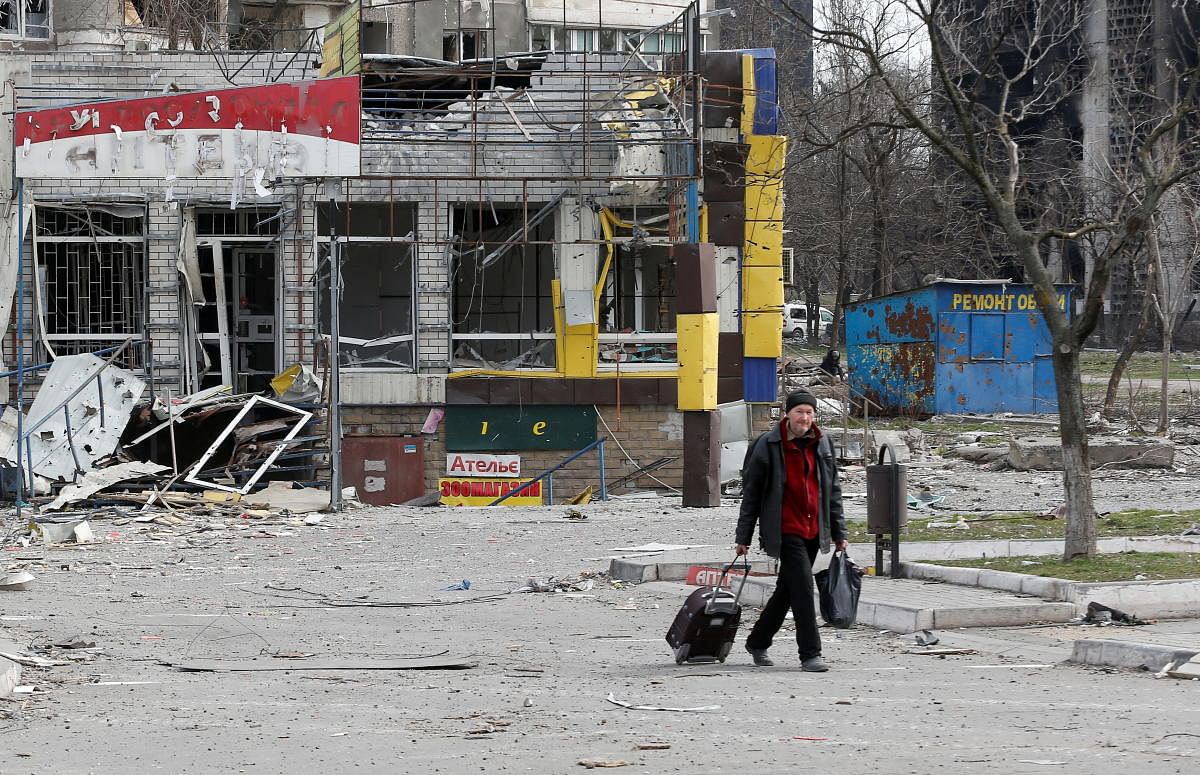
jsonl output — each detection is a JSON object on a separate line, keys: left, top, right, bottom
{"left": 34, "top": 204, "right": 146, "bottom": 367}
{"left": 1, "top": 0, "right": 50, "bottom": 38}
{"left": 451, "top": 204, "right": 556, "bottom": 370}
{"left": 530, "top": 24, "right": 554, "bottom": 52}
{"left": 317, "top": 203, "right": 416, "bottom": 371}
{"left": 596, "top": 208, "right": 678, "bottom": 366}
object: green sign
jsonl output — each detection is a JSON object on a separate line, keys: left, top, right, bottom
{"left": 446, "top": 405, "right": 597, "bottom": 451}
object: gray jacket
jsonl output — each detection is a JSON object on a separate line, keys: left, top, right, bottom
{"left": 735, "top": 422, "right": 847, "bottom": 558}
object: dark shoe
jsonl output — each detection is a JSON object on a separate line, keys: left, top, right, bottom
{"left": 746, "top": 646, "right": 774, "bottom": 667}
{"left": 801, "top": 657, "right": 829, "bottom": 672}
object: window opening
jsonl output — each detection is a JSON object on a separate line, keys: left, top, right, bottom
{"left": 317, "top": 203, "right": 416, "bottom": 372}
{"left": 34, "top": 204, "right": 146, "bottom": 369}
{"left": 451, "top": 203, "right": 556, "bottom": 370}
{"left": 597, "top": 208, "right": 677, "bottom": 366}
{"left": 2, "top": 0, "right": 50, "bottom": 39}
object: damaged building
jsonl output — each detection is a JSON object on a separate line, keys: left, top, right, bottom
{"left": 1, "top": 0, "right": 792, "bottom": 506}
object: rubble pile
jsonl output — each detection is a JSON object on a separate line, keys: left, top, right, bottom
{"left": 1, "top": 354, "right": 336, "bottom": 536}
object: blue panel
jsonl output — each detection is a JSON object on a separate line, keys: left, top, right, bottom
{"left": 1033, "top": 357, "right": 1059, "bottom": 412}
{"left": 936, "top": 362, "right": 1035, "bottom": 413}
{"left": 1006, "top": 311, "right": 1038, "bottom": 362}
{"left": 744, "top": 358, "right": 778, "bottom": 403}
{"left": 937, "top": 313, "right": 969, "bottom": 363}
{"left": 969, "top": 315, "right": 1005, "bottom": 360}
{"left": 1032, "top": 315, "right": 1054, "bottom": 357}
{"left": 847, "top": 342, "right": 936, "bottom": 416}
{"left": 846, "top": 287, "right": 937, "bottom": 346}
{"left": 752, "top": 56, "right": 778, "bottom": 135}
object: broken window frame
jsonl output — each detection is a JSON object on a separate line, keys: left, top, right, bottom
{"left": 450, "top": 202, "right": 558, "bottom": 372}
{"left": 1, "top": 0, "right": 50, "bottom": 39}
{"left": 595, "top": 208, "right": 678, "bottom": 370}
{"left": 32, "top": 202, "right": 148, "bottom": 370}
{"left": 315, "top": 197, "right": 418, "bottom": 374}
{"left": 183, "top": 395, "right": 313, "bottom": 495}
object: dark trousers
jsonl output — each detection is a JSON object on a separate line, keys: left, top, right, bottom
{"left": 745, "top": 534, "right": 821, "bottom": 660}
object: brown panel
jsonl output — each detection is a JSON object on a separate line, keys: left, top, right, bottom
{"left": 682, "top": 411, "right": 721, "bottom": 507}
{"left": 527, "top": 379, "right": 575, "bottom": 404}
{"left": 615, "top": 378, "right": 662, "bottom": 405}
{"left": 701, "top": 51, "right": 743, "bottom": 129}
{"left": 343, "top": 436, "right": 426, "bottom": 505}
{"left": 718, "top": 332, "right": 744, "bottom": 377}
{"left": 658, "top": 378, "right": 678, "bottom": 406}
{"left": 703, "top": 142, "right": 748, "bottom": 203}
{"left": 487, "top": 378, "right": 532, "bottom": 405}
{"left": 445, "top": 378, "right": 491, "bottom": 405}
{"left": 717, "top": 375, "right": 744, "bottom": 405}
{"left": 673, "top": 243, "right": 717, "bottom": 314}
{"left": 707, "top": 202, "right": 745, "bottom": 247}
{"left": 572, "top": 379, "right": 617, "bottom": 406}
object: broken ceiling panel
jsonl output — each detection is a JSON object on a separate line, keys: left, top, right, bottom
{"left": 5, "top": 353, "right": 145, "bottom": 482}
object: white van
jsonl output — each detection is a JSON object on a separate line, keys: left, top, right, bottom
{"left": 782, "top": 303, "right": 833, "bottom": 340}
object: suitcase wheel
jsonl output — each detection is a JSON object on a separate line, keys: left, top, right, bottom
{"left": 674, "top": 644, "right": 690, "bottom": 664}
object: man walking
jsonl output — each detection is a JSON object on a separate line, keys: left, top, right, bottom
{"left": 735, "top": 389, "right": 848, "bottom": 671}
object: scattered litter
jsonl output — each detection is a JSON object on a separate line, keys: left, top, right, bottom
{"left": 907, "top": 490, "right": 945, "bottom": 509}
{"left": 1083, "top": 601, "right": 1146, "bottom": 626}
{"left": 244, "top": 481, "right": 332, "bottom": 514}
{"left": 512, "top": 572, "right": 605, "bottom": 593}
{"left": 612, "top": 543, "right": 715, "bottom": 553}
{"left": 793, "top": 736, "right": 830, "bottom": 741}
{"left": 43, "top": 462, "right": 170, "bottom": 511}
{"left": 1165, "top": 655, "right": 1200, "bottom": 680}
{"left": 633, "top": 742, "right": 670, "bottom": 750}
{"left": 30, "top": 518, "right": 96, "bottom": 543}
{"left": 1016, "top": 761, "right": 1067, "bottom": 766}
{"left": 904, "top": 648, "right": 975, "bottom": 656}
{"left": 926, "top": 518, "right": 969, "bottom": 530}
{"left": 444, "top": 580, "right": 472, "bottom": 591}
{"left": 577, "top": 758, "right": 631, "bottom": 769}
{"left": 0, "top": 571, "right": 34, "bottom": 591}
{"left": 914, "top": 630, "right": 940, "bottom": 646}
{"left": 167, "top": 655, "right": 477, "bottom": 672}
{"left": 1038, "top": 503, "right": 1068, "bottom": 519}
{"left": 605, "top": 692, "right": 720, "bottom": 712}
{"left": 565, "top": 486, "right": 594, "bottom": 506}
{"left": 1183, "top": 524, "right": 1200, "bottom": 536}
{"left": 523, "top": 697, "right": 533, "bottom": 707}
{"left": 564, "top": 507, "right": 588, "bottom": 520}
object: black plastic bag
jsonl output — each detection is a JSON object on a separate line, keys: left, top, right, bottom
{"left": 815, "top": 551, "right": 864, "bottom": 628}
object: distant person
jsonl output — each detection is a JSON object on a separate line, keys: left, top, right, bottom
{"left": 735, "top": 389, "right": 848, "bottom": 672}
{"left": 817, "top": 349, "right": 845, "bottom": 384}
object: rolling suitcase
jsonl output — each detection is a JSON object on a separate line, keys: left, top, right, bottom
{"left": 665, "top": 556, "right": 750, "bottom": 664}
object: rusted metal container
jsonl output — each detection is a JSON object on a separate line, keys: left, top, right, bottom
{"left": 845, "top": 281, "right": 1074, "bottom": 416}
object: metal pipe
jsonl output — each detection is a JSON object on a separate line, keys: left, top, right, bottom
{"left": 329, "top": 232, "right": 343, "bottom": 512}
{"left": 16, "top": 179, "right": 25, "bottom": 506}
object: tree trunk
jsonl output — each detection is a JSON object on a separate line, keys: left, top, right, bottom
{"left": 1053, "top": 337, "right": 1097, "bottom": 560}
{"left": 1158, "top": 319, "right": 1171, "bottom": 435}
{"left": 1103, "top": 259, "right": 1157, "bottom": 415}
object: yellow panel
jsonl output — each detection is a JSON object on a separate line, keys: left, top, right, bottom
{"left": 744, "top": 184, "right": 784, "bottom": 223}
{"left": 743, "top": 224, "right": 783, "bottom": 267}
{"left": 743, "top": 265, "right": 784, "bottom": 309}
{"left": 740, "top": 54, "right": 756, "bottom": 137}
{"left": 743, "top": 312, "right": 784, "bottom": 358}
{"left": 746, "top": 135, "right": 788, "bottom": 176}
{"left": 677, "top": 313, "right": 719, "bottom": 411}
{"left": 551, "top": 279, "right": 597, "bottom": 377}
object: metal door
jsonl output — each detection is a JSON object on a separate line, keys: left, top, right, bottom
{"left": 342, "top": 435, "right": 426, "bottom": 505}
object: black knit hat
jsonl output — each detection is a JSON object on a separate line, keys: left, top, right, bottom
{"left": 784, "top": 389, "right": 818, "bottom": 413}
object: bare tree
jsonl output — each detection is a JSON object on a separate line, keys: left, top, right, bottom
{"left": 748, "top": 0, "right": 1200, "bottom": 560}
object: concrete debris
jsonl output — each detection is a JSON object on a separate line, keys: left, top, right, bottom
{"left": 1008, "top": 436, "right": 1175, "bottom": 471}
{"left": 168, "top": 655, "right": 477, "bottom": 672}
{"left": 633, "top": 743, "right": 671, "bottom": 751}
{"left": 1083, "top": 601, "right": 1146, "bottom": 626}
{"left": 243, "top": 480, "right": 331, "bottom": 513}
{"left": 30, "top": 518, "right": 94, "bottom": 543}
{"left": 914, "top": 630, "right": 940, "bottom": 646}
{"left": 0, "top": 571, "right": 35, "bottom": 591}
{"left": 0, "top": 649, "right": 19, "bottom": 698}
{"left": 577, "top": 758, "right": 632, "bottom": 769}
{"left": 1165, "top": 655, "right": 1200, "bottom": 679}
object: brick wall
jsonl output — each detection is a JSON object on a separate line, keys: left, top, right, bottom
{"left": 341, "top": 401, "right": 779, "bottom": 501}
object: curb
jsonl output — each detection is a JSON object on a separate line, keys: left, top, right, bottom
{"left": 1068, "top": 639, "right": 1198, "bottom": 672}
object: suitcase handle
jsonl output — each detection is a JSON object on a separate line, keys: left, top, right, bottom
{"left": 715, "top": 553, "right": 751, "bottom": 606}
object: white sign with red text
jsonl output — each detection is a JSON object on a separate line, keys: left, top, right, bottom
{"left": 446, "top": 452, "right": 522, "bottom": 478}
{"left": 15, "top": 76, "right": 360, "bottom": 180}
